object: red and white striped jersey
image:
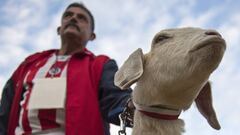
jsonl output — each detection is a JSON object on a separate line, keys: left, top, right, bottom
{"left": 15, "top": 54, "right": 71, "bottom": 135}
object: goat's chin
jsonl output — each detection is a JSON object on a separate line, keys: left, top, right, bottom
{"left": 188, "top": 44, "right": 225, "bottom": 74}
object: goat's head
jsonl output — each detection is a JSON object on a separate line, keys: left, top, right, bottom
{"left": 114, "top": 27, "right": 226, "bottom": 130}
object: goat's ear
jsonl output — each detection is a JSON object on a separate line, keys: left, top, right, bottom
{"left": 195, "top": 81, "right": 221, "bottom": 130}
{"left": 114, "top": 48, "right": 144, "bottom": 89}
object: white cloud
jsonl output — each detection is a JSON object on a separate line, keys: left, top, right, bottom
{"left": 31, "top": 13, "right": 62, "bottom": 51}
{"left": 178, "top": 7, "right": 223, "bottom": 27}
{"left": 0, "top": 26, "right": 26, "bottom": 46}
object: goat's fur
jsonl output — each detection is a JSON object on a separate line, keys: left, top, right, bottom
{"left": 114, "top": 27, "right": 226, "bottom": 135}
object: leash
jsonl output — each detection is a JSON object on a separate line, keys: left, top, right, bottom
{"left": 118, "top": 98, "right": 182, "bottom": 134}
{"left": 118, "top": 113, "right": 126, "bottom": 135}
{"left": 118, "top": 98, "right": 134, "bottom": 135}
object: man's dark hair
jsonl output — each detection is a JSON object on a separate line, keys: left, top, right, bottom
{"left": 65, "top": 2, "right": 95, "bottom": 32}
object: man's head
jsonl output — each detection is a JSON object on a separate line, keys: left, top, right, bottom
{"left": 58, "top": 2, "right": 96, "bottom": 45}
{"left": 65, "top": 2, "right": 95, "bottom": 32}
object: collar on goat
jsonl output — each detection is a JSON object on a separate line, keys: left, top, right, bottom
{"left": 133, "top": 101, "right": 181, "bottom": 120}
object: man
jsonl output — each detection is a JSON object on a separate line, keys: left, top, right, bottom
{"left": 0, "top": 2, "right": 132, "bottom": 135}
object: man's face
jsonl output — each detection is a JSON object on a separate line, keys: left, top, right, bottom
{"left": 59, "top": 7, "right": 94, "bottom": 43}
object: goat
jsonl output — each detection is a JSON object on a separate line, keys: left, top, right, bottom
{"left": 114, "top": 27, "right": 226, "bottom": 135}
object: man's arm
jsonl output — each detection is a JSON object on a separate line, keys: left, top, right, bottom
{"left": 0, "top": 79, "right": 15, "bottom": 135}
{"left": 99, "top": 60, "right": 132, "bottom": 125}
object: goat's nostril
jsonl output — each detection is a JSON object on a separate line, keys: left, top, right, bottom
{"left": 205, "top": 30, "right": 222, "bottom": 37}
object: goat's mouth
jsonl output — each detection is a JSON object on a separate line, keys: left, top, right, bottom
{"left": 189, "top": 36, "right": 226, "bottom": 53}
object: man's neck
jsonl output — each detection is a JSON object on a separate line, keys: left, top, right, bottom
{"left": 59, "top": 39, "right": 87, "bottom": 55}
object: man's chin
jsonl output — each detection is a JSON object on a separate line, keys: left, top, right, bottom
{"left": 63, "top": 31, "right": 80, "bottom": 38}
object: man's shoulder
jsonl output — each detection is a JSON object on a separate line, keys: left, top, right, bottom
{"left": 24, "top": 49, "right": 57, "bottom": 63}
{"left": 93, "top": 54, "right": 110, "bottom": 66}
{"left": 11, "top": 49, "right": 57, "bottom": 80}
{"left": 95, "top": 54, "right": 110, "bottom": 59}
{"left": 85, "top": 49, "right": 110, "bottom": 62}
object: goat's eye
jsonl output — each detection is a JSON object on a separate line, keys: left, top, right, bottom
{"left": 155, "top": 35, "right": 170, "bottom": 43}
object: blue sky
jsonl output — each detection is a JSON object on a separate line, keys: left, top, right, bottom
{"left": 0, "top": 0, "right": 239, "bottom": 134}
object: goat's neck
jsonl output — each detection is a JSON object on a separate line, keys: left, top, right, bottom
{"left": 132, "top": 111, "right": 185, "bottom": 135}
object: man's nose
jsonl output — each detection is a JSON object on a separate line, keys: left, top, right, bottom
{"left": 70, "top": 14, "right": 78, "bottom": 23}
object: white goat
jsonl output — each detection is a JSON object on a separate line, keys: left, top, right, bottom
{"left": 114, "top": 27, "right": 226, "bottom": 135}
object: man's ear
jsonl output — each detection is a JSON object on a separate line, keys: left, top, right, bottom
{"left": 57, "top": 27, "right": 61, "bottom": 35}
{"left": 90, "top": 33, "right": 96, "bottom": 41}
